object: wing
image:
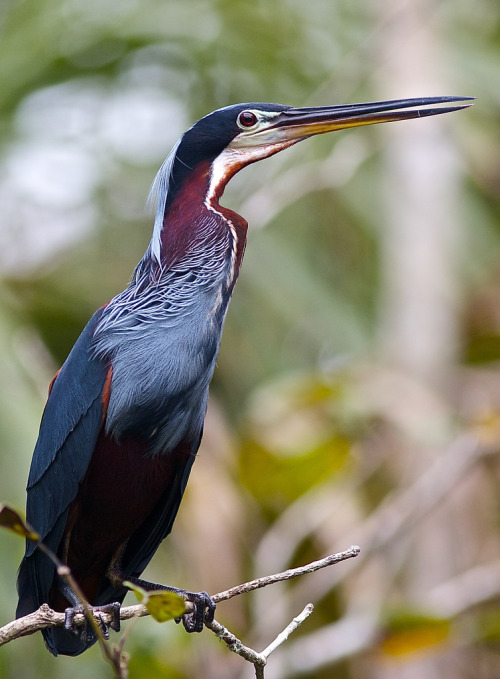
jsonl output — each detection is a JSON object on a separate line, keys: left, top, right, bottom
{"left": 94, "top": 429, "right": 203, "bottom": 607}
{"left": 17, "top": 307, "right": 109, "bottom": 621}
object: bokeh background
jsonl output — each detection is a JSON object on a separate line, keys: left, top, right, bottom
{"left": 0, "top": 0, "right": 499, "bottom": 678}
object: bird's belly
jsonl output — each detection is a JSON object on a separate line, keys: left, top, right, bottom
{"left": 61, "top": 430, "right": 190, "bottom": 603}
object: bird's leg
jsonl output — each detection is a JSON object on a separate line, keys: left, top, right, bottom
{"left": 58, "top": 581, "right": 121, "bottom": 642}
{"left": 123, "top": 576, "right": 215, "bottom": 633}
{"left": 106, "top": 550, "right": 215, "bottom": 633}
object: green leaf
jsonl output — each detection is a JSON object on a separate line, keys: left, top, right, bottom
{"left": 145, "top": 591, "right": 186, "bottom": 623}
{"left": 123, "top": 580, "right": 147, "bottom": 602}
{"left": 0, "top": 503, "right": 39, "bottom": 541}
{"left": 124, "top": 581, "right": 186, "bottom": 622}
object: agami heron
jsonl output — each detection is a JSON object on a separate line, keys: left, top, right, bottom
{"left": 16, "top": 96, "right": 472, "bottom": 655}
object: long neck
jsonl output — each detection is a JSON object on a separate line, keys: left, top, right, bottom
{"left": 94, "top": 160, "right": 250, "bottom": 447}
{"left": 149, "top": 161, "right": 248, "bottom": 292}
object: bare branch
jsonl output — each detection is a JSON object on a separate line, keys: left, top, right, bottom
{"left": 205, "top": 618, "right": 266, "bottom": 666}
{"left": 206, "top": 603, "right": 315, "bottom": 679}
{"left": 268, "top": 433, "right": 496, "bottom": 677}
{"left": 54, "top": 563, "right": 114, "bottom": 662}
{"left": 0, "top": 604, "right": 59, "bottom": 645}
{"left": 211, "top": 546, "right": 360, "bottom": 604}
{"left": 0, "top": 545, "right": 360, "bottom": 673}
{"left": 261, "top": 603, "right": 314, "bottom": 659}
{"left": 281, "top": 555, "right": 500, "bottom": 679}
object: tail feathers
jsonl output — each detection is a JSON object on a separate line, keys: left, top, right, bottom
{"left": 16, "top": 555, "right": 97, "bottom": 657}
{"left": 43, "top": 628, "right": 94, "bottom": 657}
{"left": 16, "top": 558, "right": 35, "bottom": 619}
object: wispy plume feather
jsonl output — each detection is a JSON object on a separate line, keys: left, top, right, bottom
{"left": 147, "top": 137, "right": 182, "bottom": 264}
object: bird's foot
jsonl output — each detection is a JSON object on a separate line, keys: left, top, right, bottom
{"left": 172, "top": 588, "right": 215, "bottom": 633}
{"left": 64, "top": 602, "right": 121, "bottom": 643}
{"left": 126, "top": 578, "right": 215, "bottom": 632}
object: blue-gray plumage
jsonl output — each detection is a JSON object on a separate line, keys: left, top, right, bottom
{"left": 16, "top": 96, "right": 472, "bottom": 656}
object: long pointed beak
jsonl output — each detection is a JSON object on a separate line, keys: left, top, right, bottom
{"left": 270, "top": 96, "right": 474, "bottom": 140}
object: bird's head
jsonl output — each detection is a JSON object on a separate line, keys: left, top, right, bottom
{"left": 155, "top": 96, "right": 472, "bottom": 202}
{"left": 149, "top": 96, "right": 472, "bottom": 261}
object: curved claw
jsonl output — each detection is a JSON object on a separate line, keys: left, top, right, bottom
{"left": 123, "top": 577, "right": 215, "bottom": 633}
{"left": 174, "top": 590, "right": 216, "bottom": 633}
{"left": 64, "top": 602, "right": 121, "bottom": 642}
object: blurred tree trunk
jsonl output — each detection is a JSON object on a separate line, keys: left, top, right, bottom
{"left": 377, "top": 1, "right": 461, "bottom": 385}
{"left": 375, "top": 2, "right": 468, "bottom": 678}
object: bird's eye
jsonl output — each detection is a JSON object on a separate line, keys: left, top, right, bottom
{"left": 238, "top": 110, "right": 259, "bottom": 128}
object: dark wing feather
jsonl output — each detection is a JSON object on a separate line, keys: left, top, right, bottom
{"left": 95, "top": 431, "right": 202, "bottom": 606}
{"left": 17, "top": 308, "right": 108, "bottom": 625}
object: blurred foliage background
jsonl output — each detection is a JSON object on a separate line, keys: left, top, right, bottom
{"left": 0, "top": 0, "right": 499, "bottom": 678}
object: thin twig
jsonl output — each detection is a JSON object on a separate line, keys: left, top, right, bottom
{"left": 261, "top": 603, "right": 314, "bottom": 659}
{"left": 272, "top": 434, "right": 493, "bottom": 677}
{"left": 205, "top": 618, "right": 266, "bottom": 666}
{"left": 0, "top": 505, "right": 124, "bottom": 675}
{"left": 56, "top": 564, "right": 112, "bottom": 658}
{"left": 36, "top": 543, "right": 127, "bottom": 679}
{"left": 206, "top": 603, "right": 315, "bottom": 679}
{"left": 0, "top": 546, "right": 360, "bottom": 648}
{"left": 212, "top": 546, "right": 360, "bottom": 604}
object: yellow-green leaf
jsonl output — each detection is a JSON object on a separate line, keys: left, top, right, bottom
{"left": 123, "top": 581, "right": 147, "bottom": 602}
{"left": 0, "top": 504, "right": 39, "bottom": 541}
{"left": 145, "top": 590, "right": 186, "bottom": 623}
{"left": 124, "top": 581, "right": 186, "bottom": 622}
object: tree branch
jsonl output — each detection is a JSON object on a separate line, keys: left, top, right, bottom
{"left": 0, "top": 545, "right": 359, "bottom": 677}
{"left": 267, "top": 433, "right": 495, "bottom": 677}
{"left": 211, "top": 545, "right": 360, "bottom": 604}
{"left": 1, "top": 545, "right": 359, "bottom": 647}
{"left": 206, "top": 603, "right": 315, "bottom": 679}
{"left": 261, "top": 603, "right": 315, "bottom": 659}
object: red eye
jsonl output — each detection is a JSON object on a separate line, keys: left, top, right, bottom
{"left": 238, "top": 110, "right": 258, "bottom": 128}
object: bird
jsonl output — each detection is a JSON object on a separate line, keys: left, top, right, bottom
{"left": 16, "top": 95, "right": 472, "bottom": 656}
